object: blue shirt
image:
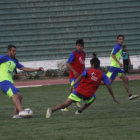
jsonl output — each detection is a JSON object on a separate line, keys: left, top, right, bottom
{"left": 0, "top": 55, "right": 24, "bottom": 83}
{"left": 112, "top": 44, "right": 122, "bottom": 55}
{"left": 67, "top": 50, "right": 85, "bottom": 63}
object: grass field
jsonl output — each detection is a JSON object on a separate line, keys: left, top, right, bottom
{"left": 0, "top": 80, "right": 140, "bottom": 140}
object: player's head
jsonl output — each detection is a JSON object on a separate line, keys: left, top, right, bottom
{"left": 90, "top": 57, "right": 100, "bottom": 68}
{"left": 76, "top": 39, "right": 84, "bottom": 52}
{"left": 8, "top": 44, "right": 16, "bottom": 58}
{"left": 117, "top": 35, "right": 124, "bottom": 45}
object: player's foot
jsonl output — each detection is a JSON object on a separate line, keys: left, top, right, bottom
{"left": 128, "top": 94, "right": 139, "bottom": 100}
{"left": 61, "top": 108, "right": 69, "bottom": 112}
{"left": 13, "top": 114, "right": 22, "bottom": 119}
{"left": 46, "top": 108, "right": 52, "bottom": 118}
{"left": 75, "top": 110, "right": 82, "bottom": 115}
{"left": 19, "top": 110, "right": 29, "bottom": 117}
{"left": 75, "top": 102, "right": 81, "bottom": 108}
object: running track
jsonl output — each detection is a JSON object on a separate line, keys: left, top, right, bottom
{"left": 15, "top": 75, "right": 140, "bottom": 88}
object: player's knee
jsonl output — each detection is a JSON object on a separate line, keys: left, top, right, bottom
{"left": 18, "top": 93, "right": 23, "bottom": 101}
{"left": 123, "top": 76, "right": 128, "bottom": 83}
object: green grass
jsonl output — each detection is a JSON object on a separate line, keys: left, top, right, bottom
{"left": 0, "top": 80, "right": 140, "bottom": 140}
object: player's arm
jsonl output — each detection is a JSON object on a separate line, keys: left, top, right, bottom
{"left": 20, "top": 67, "right": 43, "bottom": 72}
{"left": 16, "top": 61, "right": 43, "bottom": 72}
{"left": 0, "top": 55, "right": 8, "bottom": 64}
{"left": 70, "top": 75, "right": 84, "bottom": 92}
{"left": 67, "top": 63, "right": 78, "bottom": 77}
{"left": 112, "top": 45, "right": 123, "bottom": 67}
{"left": 67, "top": 52, "right": 79, "bottom": 77}
{"left": 102, "top": 73, "right": 120, "bottom": 104}
{"left": 70, "top": 68, "right": 87, "bottom": 92}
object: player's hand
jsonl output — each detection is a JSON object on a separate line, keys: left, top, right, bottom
{"left": 119, "top": 62, "right": 123, "bottom": 67}
{"left": 37, "top": 67, "right": 44, "bottom": 71}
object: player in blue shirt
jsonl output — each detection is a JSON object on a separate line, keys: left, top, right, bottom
{"left": 0, "top": 44, "right": 43, "bottom": 118}
{"left": 106, "top": 35, "right": 138, "bottom": 100}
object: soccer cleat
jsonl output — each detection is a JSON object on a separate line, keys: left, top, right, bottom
{"left": 75, "top": 102, "right": 81, "bottom": 108}
{"left": 19, "top": 110, "right": 29, "bottom": 117}
{"left": 46, "top": 108, "right": 52, "bottom": 118}
{"left": 13, "top": 114, "right": 22, "bottom": 119}
{"left": 61, "top": 107, "right": 69, "bottom": 112}
{"left": 75, "top": 110, "right": 82, "bottom": 115}
{"left": 128, "top": 94, "right": 139, "bottom": 100}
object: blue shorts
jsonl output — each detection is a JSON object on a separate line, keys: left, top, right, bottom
{"left": 107, "top": 66, "right": 124, "bottom": 80}
{"left": 0, "top": 80, "right": 19, "bottom": 98}
{"left": 70, "top": 78, "right": 80, "bottom": 89}
{"left": 68, "top": 90, "right": 96, "bottom": 104}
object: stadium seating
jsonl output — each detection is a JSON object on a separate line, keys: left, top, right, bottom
{"left": 0, "top": 0, "right": 140, "bottom": 61}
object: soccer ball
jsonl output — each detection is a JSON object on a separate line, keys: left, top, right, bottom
{"left": 24, "top": 108, "right": 33, "bottom": 118}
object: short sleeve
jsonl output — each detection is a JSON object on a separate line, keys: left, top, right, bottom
{"left": 112, "top": 44, "right": 121, "bottom": 55}
{"left": 67, "top": 52, "right": 75, "bottom": 63}
{"left": 81, "top": 68, "right": 88, "bottom": 76}
{"left": 101, "top": 72, "right": 111, "bottom": 85}
{"left": 15, "top": 61, "right": 24, "bottom": 69}
{"left": 0, "top": 55, "right": 8, "bottom": 64}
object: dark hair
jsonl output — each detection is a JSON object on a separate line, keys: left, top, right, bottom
{"left": 76, "top": 39, "right": 84, "bottom": 47}
{"left": 90, "top": 57, "right": 100, "bottom": 68}
{"left": 8, "top": 44, "right": 16, "bottom": 50}
{"left": 92, "top": 52, "right": 97, "bottom": 58}
{"left": 117, "top": 35, "right": 124, "bottom": 40}
{"left": 123, "top": 45, "right": 126, "bottom": 49}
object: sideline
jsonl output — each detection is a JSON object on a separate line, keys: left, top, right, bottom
{"left": 15, "top": 75, "right": 140, "bottom": 88}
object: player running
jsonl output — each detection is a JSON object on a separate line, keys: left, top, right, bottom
{"left": 0, "top": 44, "right": 43, "bottom": 118}
{"left": 46, "top": 58, "right": 119, "bottom": 118}
{"left": 106, "top": 35, "right": 138, "bottom": 100}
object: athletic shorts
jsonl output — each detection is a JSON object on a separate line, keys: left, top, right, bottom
{"left": 0, "top": 80, "right": 19, "bottom": 98}
{"left": 70, "top": 78, "right": 80, "bottom": 89}
{"left": 107, "top": 66, "right": 124, "bottom": 80}
{"left": 68, "top": 90, "right": 96, "bottom": 104}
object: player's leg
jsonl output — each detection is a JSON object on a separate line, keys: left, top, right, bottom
{"left": 0, "top": 81, "right": 29, "bottom": 118}
{"left": 119, "top": 73, "right": 138, "bottom": 100}
{"left": 46, "top": 92, "right": 81, "bottom": 118}
{"left": 75, "top": 95, "right": 96, "bottom": 114}
{"left": 61, "top": 79, "right": 80, "bottom": 111}
{"left": 106, "top": 70, "right": 117, "bottom": 84}
{"left": 12, "top": 94, "right": 23, "bottom": 113}
{"left": 13, "top": 93, "right": 22, "bottom": 118}
{"left": 46, "top": 99, "right": 73, "bottom": 118}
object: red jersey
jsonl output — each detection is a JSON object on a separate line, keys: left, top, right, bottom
{"left": 76, "top": 68, "right": 103, "bottom": 98}
{"left": 69, "top": 50, "right": 85, "bottom": 79}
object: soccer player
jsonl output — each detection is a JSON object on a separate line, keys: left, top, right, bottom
{"left": 106, "top": 35, "right": 138, "bottom": 100}
{"left": 0, "top": 44, "right": 43, "bottom": 118}
{"left": 46, "top": 58, "right": 119, "bottom": 118}
{"left": 61, "top": 39, "right": 85, "bottom": 111}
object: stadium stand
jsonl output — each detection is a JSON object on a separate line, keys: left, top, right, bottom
{"left": 0, "top": 0, "right": 140, "bottom": 61}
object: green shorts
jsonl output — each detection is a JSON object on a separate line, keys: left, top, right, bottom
{"left": 68, "top": 90, "right": 96, "bottom": 104}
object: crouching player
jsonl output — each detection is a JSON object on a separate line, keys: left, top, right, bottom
{"left": 46, "top": 58, "right": 119, "bottom": 118}
{"left": 0, "top": 44, "right": 43, "bottom": 118}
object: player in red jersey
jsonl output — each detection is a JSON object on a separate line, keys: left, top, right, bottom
{"left": 46, "top": 58, "right": 119, "bottom": 118}
{"left": 61, "top": 39, "right": 85, "bottom": 111}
